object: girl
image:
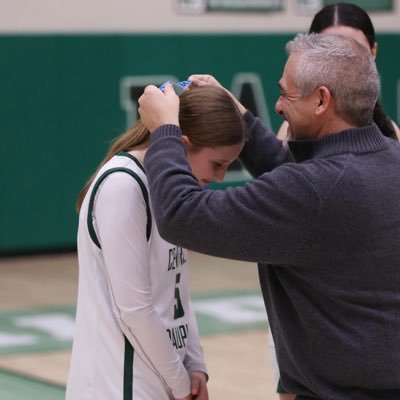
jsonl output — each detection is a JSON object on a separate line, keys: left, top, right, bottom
{"left": 66, "top": 85, "right": 247, "bottom": 400}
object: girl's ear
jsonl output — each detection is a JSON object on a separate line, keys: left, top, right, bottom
{"left": 181, "top": 135, "right": 193, "bottom": 150}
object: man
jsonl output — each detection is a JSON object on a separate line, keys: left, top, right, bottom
{"left": 138, "top": 34, "right": 400, "bottom": 399}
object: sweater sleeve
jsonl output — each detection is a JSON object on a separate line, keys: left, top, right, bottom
{"left": 144, "top": 125, "right": 321, "bottom": 266}
{"left": 240, "top": 111, "right": 294, "bottom": 177}
{"left": 94, "top": 172, "right": 190, "bottom": 399}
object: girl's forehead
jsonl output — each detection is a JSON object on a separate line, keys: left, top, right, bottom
{"left": 320, "top": 26, "right": 371, "bottom": 52}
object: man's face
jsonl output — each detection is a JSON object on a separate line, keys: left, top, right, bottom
{"left": 275, "top": 55, "right": 318, "bottom": 141}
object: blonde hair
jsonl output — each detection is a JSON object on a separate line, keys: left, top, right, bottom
{"left": 76, "top": 85, "right": 246, "bottom": 211}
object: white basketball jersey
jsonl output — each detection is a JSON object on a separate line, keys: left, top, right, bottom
{"left": 66, "top": 152, "right": 206, "bottom": 400}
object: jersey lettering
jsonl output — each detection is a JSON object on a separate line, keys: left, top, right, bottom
{"left": 168, "top": 246, "right": 186, "bottom": 270}
{"left": 174, "top": 273, "right": 185, "bottom": 319}
{"left": 167, "top": 324, "right": 188, "bottom": 349}
{"left": 179, "top": 247, "right": 186, "bottom": 265}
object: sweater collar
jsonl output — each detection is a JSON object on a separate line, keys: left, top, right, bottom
{"left": 287, "top": 124, "right": 388, "bottom": 163}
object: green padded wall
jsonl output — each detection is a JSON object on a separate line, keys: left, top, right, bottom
{"left": 1, "top": 33, "right": 399, "bottom": 253}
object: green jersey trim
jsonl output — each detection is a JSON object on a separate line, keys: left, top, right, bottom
{"left": 87, "top": 167, "right": 152, "bottom": 248}
{"left": 123, "top": 335, "right": 134, "bottom": 400}
{"left": 117, "top": 151, "right": 146, "bottom": 174}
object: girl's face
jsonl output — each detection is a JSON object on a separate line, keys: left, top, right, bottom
{"left": 321, "top": 25, "right": 377, "bottom": 59}
{"left": 184, "top": 139, "right": 244, "bottom": 186}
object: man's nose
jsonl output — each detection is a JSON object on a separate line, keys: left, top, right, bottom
{"left": 275, "top": 97, "right": 283, "bottom": 115}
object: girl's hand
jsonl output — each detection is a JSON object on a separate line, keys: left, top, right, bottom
{"left": 189, "top": 371, "right": 209, "bottom": 400}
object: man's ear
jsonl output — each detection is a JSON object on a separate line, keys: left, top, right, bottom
{"left": 371, "top": 41, "right": 378, "bottom": 60}
{"left": 315, "top": 86, "right": 331, "bottom": 116}
{"left": 181, "top": 135, "right": 193, "bottom": 150}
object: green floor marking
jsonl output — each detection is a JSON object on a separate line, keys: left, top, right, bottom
{"left": 0, "top": 289, "right": 268, "bottom": 356}
{"left": 0, "top": 305, "right": 76, "bottom": 356}
{"left": 0, "top": 369, "right": 65, "bottom": 400}
{"left": 193, "top": 289, "right": 268, "bottom": 335}
{"left": 0, "top": 289, "right": 269, "bottom": 399}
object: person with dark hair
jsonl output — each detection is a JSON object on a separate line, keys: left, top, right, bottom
{"left": 66, "top": 85, "right": 247, "bottom": 400}
{"left": 277, "top": 2, "right": 400, "bottom": 143}
{"left": 138, "top": 33, "right": 400, "bottom": 400}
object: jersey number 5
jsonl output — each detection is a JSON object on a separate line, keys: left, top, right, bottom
{"left": 174, "top": 273, "right": 185, "bottom": 319}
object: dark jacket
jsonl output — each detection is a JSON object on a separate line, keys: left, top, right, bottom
{"left": 144, "top": 111, "right": 400, "bottom": 399}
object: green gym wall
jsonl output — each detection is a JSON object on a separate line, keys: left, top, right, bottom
{"left": 1, "top": 34, "right": 399, "bottom": 253}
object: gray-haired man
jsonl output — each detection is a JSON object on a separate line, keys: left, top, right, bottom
{"left": 138, "top": 34, "right": 400, "bottom": 399}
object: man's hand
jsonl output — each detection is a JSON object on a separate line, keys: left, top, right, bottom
{"left": 188, "top": 74, "right": 223, "bottom": 88}
{"left": 138, "top": 83, "right": 180, "bottom": 133}
{"left": 189, "top": 371, "right": 209, "bottom": 400}
{"left": 189, "top": 74, "right": 246, "bottom": 116}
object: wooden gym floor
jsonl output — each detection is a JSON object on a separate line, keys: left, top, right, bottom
{"left": 0, "top": 251, "right": 278, "bottom": 399}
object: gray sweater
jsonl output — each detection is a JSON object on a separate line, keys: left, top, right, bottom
{"left": 144, "top": 111, "right": 400, "bottom": 399}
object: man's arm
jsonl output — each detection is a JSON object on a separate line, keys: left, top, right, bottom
{"left": 143, "top": 125, "right": 320, "bottom": 265}
{"left": 240, "top": 111, "right": 293, "bottom": 177}
{"left": 138, "top": 81, "right": 318, "bottom": 265}
{"left": 188, "top": 75, "right": 293, "bottom": 175}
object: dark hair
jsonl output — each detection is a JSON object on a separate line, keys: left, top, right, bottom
{"left": 309, "top": 2, "right": 397, "bottom": 139}
{"left": 76, "top": 85, "right": 247, "bottom": 211}
{"left": 309, "top": 3, "right": 375, "bottom": 47}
